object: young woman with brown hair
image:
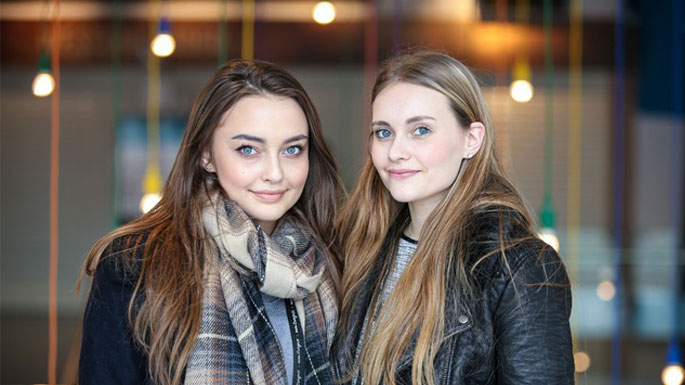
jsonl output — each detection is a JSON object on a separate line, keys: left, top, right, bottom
{"left": 331, "top": 51, "right": 574, "bottom": 385}
{"left": 78, "top": 59, "right": 344, "bottom": 385}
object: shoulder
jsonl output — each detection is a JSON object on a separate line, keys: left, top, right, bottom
{"left": 94, "top": 232, "right": 149, "bottom": 287}
{"left": 500, "top": 238, "right": 569, "bottom": 289}
{"left": 465, "top": 207, "right": 568, "bottom": 288}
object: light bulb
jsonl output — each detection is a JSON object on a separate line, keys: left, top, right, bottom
{"left": 313, "top": 1, "right": 336, "bottom": 24}
{"left": 663, "top": 364, "right": 685, "bottom": 385}
{"left": 32, "top": 72, "right": 55, "bottom": 97}
{"left": 151, "top": 33, "right": 176, "bottom": 57}
{"left": 140, "top": 192, "right": 162, "bottom": 214}
{"left": 510, "top": 79, "right": 533, "bottom": 103}
{"left": 574, "top": 351, "right": 591, "bottom": 373}
{"left": 537, "top": 227, "right": 559, "bottom": 252}
{"left": 596, "top": 280, "right": 616, "bottom": 301}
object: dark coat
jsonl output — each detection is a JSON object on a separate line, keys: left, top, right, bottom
{"left": 78, "top": 239, "right": 155, "bottom": 385}
{"left": 332, "top": 209, "right": 574, "bottom": 385}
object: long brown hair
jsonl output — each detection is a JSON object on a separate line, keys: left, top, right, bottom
{"left": 78, "top": 59, "right": 345, "bottom": 385}
{"left": 335, "top": 51, "right": 534, "bottom": 385}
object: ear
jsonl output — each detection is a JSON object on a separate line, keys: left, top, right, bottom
{"left": 201, "top": 150, "right": 214, "bottom": 172}
{"left": 463, "top": 121, "right": 485, "bottom": 159}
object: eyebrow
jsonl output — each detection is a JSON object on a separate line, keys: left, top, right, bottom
{"left": 371, "top": 115, "right": 437, "bottom": 127}
{"left": 231, "top": 134, "right": 308, "bottom": 144}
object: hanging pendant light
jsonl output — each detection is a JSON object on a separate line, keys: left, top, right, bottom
{"left": 140, "top": 165, "right": 162, "bottom": 214}
{"left": 313, "top": 1, "right": 336, "bottom": 25}
{"left": 662, "top": 343, "right": 684, "bottom": 385}
{"left": 537, "top": 194, "right": 559, "bottom": 251}
{"left": 510, "top": 55, "right": 534, "bottom": 103}
{"left": 32, "top": 49, "right": 55, "bottom": 97}
{"left": 151, "top": 16, "right": 176, "bottom": 57}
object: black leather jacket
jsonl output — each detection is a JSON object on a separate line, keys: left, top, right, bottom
{"left": 332, "top": 209, "right": 574, "bottom": 384}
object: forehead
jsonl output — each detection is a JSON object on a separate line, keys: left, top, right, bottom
{"left": 217, "top": 95, "right": 308, "bottom": 139}
{"left": 372, "top": 82, "right": 452, "bottom": 121}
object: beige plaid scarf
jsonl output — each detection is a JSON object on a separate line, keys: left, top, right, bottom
{"left": 184, "top": 195, "right": 338, "bottom": 385}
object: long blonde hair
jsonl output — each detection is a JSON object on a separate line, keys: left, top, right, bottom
{"left": 335, "top": 51, "right": 534, "bottom": 385}
{"left": 78, "top": 59, "right": 345, "bottom": 385}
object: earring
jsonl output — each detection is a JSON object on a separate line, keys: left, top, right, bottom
{"left": 205, "top": 163, "right": 214, "bottom": 172}
{"left": 465, "top": 153, "right": 472, "bottom": 159}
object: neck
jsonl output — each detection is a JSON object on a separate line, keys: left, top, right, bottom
{"left": 257, "top": 220, "right": 276, "bottom": 234}
{"left": 406, "top": 200, "right": 440, "bottom": 240}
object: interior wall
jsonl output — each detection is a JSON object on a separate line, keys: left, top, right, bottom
{"left": 1, "top": 65, "right": 629, "bottom": 383}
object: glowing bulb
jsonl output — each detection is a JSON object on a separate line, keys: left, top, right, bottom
{"left": 313, "top": 1, "right": 336, "bottom": 24}
{"left": 596, "top": 280, "right": 616, "bottom": 301}
{"left": 663, "top": 364, "right": 685, "bottom": 385}
{"left": 151, "top": 33, "right": 176, "bottom": 57}
{"left": 510, "top": 79, "right": 533, "bottom": 103}
{"left": 574, "top": 351, "right": 591, "bottom": 373}
{"left": 537, "top": 227, "right": 559, "bottom": 252}
{"left": 32, "top": 72, "right": 55, "bottom": 97}
{"left": 140, "top": 192, "right": 162, "bottom": 214}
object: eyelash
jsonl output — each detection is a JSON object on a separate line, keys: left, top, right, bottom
{"left": 283, "top": 145, "right": 304, "bottom": 157}
{"left": 373, "top": 125, "right": 431, "bottom": 140}
{"left": 235, "top": 145, "right": 304, "bottom": 157}
{"left": 236, "top": 145, "right": 258, "bottom": 156}
{"left": 414, "top": 126, "right": 431, "bottom": 136}
{"left": 373, "top": 128, "right": 392, "bottom": 139}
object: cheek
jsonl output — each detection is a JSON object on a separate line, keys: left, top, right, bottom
{"left": 419, "top": 138, "right": 463, "bottom": 166}
{"left": 369, "top": 142, "right": 386, "bottom": 170}
{"left": 218, "top": 167, "right": 250, "bottom": 190}
{"left": 287, "top": 158, "right": 309, "bottom": 189}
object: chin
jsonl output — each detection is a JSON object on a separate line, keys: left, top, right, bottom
{"left": 388, "top": 190, "right": 415, "bottom": 203}
{"left": 250, "top": 211, "right": 287, "bottom": 223}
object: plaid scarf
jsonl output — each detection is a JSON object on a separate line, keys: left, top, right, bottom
{"left": 184, "top": 197, "right": 338, "bottom": 385}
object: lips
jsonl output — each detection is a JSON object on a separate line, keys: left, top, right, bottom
{"left": 251, "top": 190, "right": 287, "bottom": 202}
{"left": 387, "top": 169, "right": 420, "bottom": 180}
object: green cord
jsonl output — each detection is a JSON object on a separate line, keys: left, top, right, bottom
{"left": 111, "top": 0, "right": 123, "bottom": 227}
{"left": 542, "top": 0, "right": 555, "bottom": 228}
{"left": 218, "top": 0, "right": 228, "bottom": 67}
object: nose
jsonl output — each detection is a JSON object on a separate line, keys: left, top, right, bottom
{"left": 388, "top": 136, "right": 410, "bottom": 162}
{"left": 262, "top": 154, "right": 284, "bottom": 183}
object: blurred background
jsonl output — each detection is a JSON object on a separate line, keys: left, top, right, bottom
{"left": 1, "top": 0, "right": 683, "bottom": 384}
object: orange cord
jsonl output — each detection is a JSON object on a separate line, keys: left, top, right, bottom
{"left": 48, "top": 1, "right": 60, "bottom": 384}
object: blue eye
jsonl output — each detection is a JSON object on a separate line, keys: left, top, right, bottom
{"left": 284, "top": 146, "right": 302, "bottom": 156}
{"left": 238, "top": 146, "right": 256, "bottom": 156}
{"left": 374, "top": 128, "right": 392, "bottom": 139}
{"left": 414, "top": 126, "right": 431, "bottom": 136}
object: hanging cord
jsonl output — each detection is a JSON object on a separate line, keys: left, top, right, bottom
{"left": 219, "top": 0, "right": 228, "bottom": 66}
{"left": 391, "top": 0, "right": 401, "bottom": 55}
{"left": 667, "top": 0, "right": 684, "bottom": 363}
{"left": 242, "top": 0, "right": 254, "bottom": 59}
{"left": 567, "top": 0, "right": 583, "bottom": 380}
{"left": 364, "top": 0, "right": 378, "bottom": 127}
{"left": 112, "top": 0, "right": 123, "bottom": 226}
{"left": 610, "top": 0, "right": 626, "bottom": 383}
{"left": 567, "top": 0, "right": 582, "bottom": 298}
{"left": 48, "top": 0, "right": 61, "bottom": 383}
{"left": 146, "top": 0, "right": 162, "bottom": 198}
{"left": 542, "top": 0, "right": 553, "bottom": 216}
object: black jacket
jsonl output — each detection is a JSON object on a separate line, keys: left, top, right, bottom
{"left": 79, "top": 239, "right": 156, "bottom": 384}
{"left": 332, "top": 209, "right": 574, "bottom": 384}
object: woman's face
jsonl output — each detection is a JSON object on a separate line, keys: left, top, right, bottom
{"left": 370, "top": 82, "right": 471, "bottom": 212}
{"left": 204, "top": 95, "right": 309, "bottom": 233}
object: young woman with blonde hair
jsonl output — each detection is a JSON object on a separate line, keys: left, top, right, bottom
{"left": 332, "top": 51, "right": 573, "bottom": 385}
{"left": 79, "top": 59, "right": 344, "bottom": 385}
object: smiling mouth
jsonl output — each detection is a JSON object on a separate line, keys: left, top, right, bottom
{"left": 387, "top": 170, "right": 420, "bottom": 180}
{"left": 251, "top": 190, "right": 287, "bottom": 202}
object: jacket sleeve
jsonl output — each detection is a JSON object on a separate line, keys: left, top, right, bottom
{"left": 493, "top": 244, "right": 574, "bottom": 385}
{"left": 79, "top": 256, "right": 150, "bottom": 385}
